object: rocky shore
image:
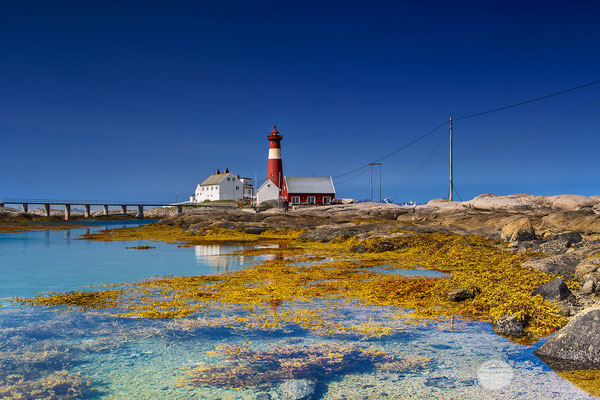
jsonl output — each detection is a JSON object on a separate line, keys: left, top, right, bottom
{"left": 155, "top": 193, "right": 600, "bottom": 370}
{"left": 3, "top": 193, "right": 600, "bottom": 370}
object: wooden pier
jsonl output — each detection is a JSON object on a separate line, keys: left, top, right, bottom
{"left": 0, "top": 198, "right": 179, "bottom": 220}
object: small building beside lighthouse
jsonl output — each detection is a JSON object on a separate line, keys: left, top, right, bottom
{"left": 281, "top": 176, "right": 336, "bottom": 205}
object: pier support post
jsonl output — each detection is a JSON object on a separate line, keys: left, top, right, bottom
{"left": 136, "top": 205, "right": 144, "bottom": 219}
{"left": 64, "top": 204, "right": 71, "bottom": 221}
{"left": 44, "top": 204, "right": 50, "bottom": 216}
{"left": 0, "top": 203, "right": 4, "bottom": 208}
{"left": 176, "top": 205, "right": 183, "bottom": 215}
{"left": 84, "top": 205, "right": 91, "bottom": 218}
{"left": 103, "top": 205, "right": 109, "bottom": 216}
{"left": 22, "top": 204, "right": 28, "bottom": 213}
{"left": 121, "top": 205, "right": 127, "bottom": 215}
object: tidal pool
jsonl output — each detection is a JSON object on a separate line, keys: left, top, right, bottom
{"left": 0, "top": 223, "right": 597, "bottom": 399}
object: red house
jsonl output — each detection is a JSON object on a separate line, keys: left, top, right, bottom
{"left": 281, "top": 176, "right": 336, "bottom": 205}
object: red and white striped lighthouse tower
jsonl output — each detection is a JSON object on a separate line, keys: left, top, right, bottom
{"left": 267, "top": 125, "right": 283, "bottom": 188}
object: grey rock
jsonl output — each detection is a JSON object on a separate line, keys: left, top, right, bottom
{"left": 424, "top": 376, "right": 457, "bottom": 388}
{"left": 352, "top": 244, "right": 368, "bottom": 253}
{"left": 558, "top": 306, "right": 571, "bottom": 317}
{"left": 447, "top": 288, "right": 477, "bottom": 302}
{"left": 531, "top": 278, "right": 573, "bottom": 301}
{"left": 494, "top": 314, "right": 525, "bottom": 338}
{"left": 535, "top": 306, "right": 600, "bottom": 366}
{"left": 242, "top": 226, "right": 269, "bottom": 234}
{"left": 539, "top": 240, "right": 570, "bottom": 255}
{"left": 423, "top": 377, "right": 475, "bottom": 388}
{"left": 279, "top": 379, "right": 315, "bottom": 400}
{"left": 575, "top": 262, "right": 599, "bottom": 280}
{"left": 255, "top": 393, "right": 272, "bottom": 400}
{"left": 524, "top": 253, "right": 583, "bottom": 279}
{"left": 581, "top": 280, "right": 596, "bottom": 294}
{"left": 299, "top": 225, "right": 369, "bottom": 242}
{"left": 582, "top": 273, "right": 600, "bottom": 287}
{"left": 500, "top": 218, "right": 536, "bottom": 242}
{"left": 552, "top": 231, "right": 583, "bottom": 245}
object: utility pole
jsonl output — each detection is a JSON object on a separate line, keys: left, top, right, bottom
{"left": 369, "top": 163, "right": 382, "bottom": 202}
{"left": 379, "top": 164, "right": 382, "bottom": 203}
{"left": 369, "top": 164, "right": 373, "bottom": 202}
{"left": 449, "top": 116, "right": 453, "bottom": 201}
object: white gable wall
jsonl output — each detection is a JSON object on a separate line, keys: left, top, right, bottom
{"left": 256, "top": 180, "right": 280, "bottom": 205}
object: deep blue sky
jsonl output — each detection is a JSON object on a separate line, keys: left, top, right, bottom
{"left": 1, "top": 1, "right": 599, "bottom": 203}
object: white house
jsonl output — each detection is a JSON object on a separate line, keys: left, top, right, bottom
{"left": 239, "top": 177, "right": 254, "bottom": 200}
{"left": 256, "top": 179, "right": 280, "bottom": 205}
{"left": 190, "top": 169, "right": 253, "bottom": 203}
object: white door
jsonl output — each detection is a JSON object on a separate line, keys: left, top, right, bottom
{"left": 307, "top": 196, "right": 316, "bottom": 205}
{"left": 323, "top": 196, "right": 331, "bottom": 204}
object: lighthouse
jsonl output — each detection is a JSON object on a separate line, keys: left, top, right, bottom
{"left": 267, "top": 125, "right": 283, "bottom": 188}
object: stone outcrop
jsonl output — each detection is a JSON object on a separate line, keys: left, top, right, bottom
{"left": 535, "top": 307, "right": 600, "bottom": 367}
{"left": 531, "top": 278, "right": 573, "bottom": 301}
{"left": 500, "top": 217, "right": 536, "bottom": 242}
{"left": 524, "top": 254, "right": 583, "bottom": 279}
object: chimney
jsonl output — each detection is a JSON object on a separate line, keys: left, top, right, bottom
{"left": 225, "top": 168, "right": 229, "bottom": 173}
{"left": 216, "top": 169, "right": 221, "bottom": 174}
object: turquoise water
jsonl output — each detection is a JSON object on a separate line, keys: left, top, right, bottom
{"left": 0, "top": 223, "right": 597, "bottom": 399}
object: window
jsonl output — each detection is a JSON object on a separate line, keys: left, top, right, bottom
{"left": 307, "top": 196, "right": 316, "bottom": 205}
{"left": 323, "top": 196, "right": 331, "bottom": 204}
{"left": 291, "top": 196, "right": 300, "bottom": 204}
{"left": 227, "top": 178, "right": 231, "bottom": 181}
{"left": 236, "top": 186, "right": 240, "bottom": 190}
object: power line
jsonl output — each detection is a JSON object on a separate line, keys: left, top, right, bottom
{"left": 333, "top": 121, "right": 448, "bottom": 179}
{"left": 455, "top": 79, "right": 600, "bottom": 120}
{"left": 335, "top": 165, "right": 370, "bottom": 185}
{"left": 459, "top": 103, "right": 600, "bottom": 160}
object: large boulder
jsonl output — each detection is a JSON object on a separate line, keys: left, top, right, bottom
{"left": 500, "top": 218, "right": 536, "bottom": 242}
{"left": 531, "top": 278, "right": 573, "bottom": 301}
{"left": 524, "top": 253, "right": 583, "bottom": 279}
{"left": 535, "top": 306, "right": 600, "bottom": 367}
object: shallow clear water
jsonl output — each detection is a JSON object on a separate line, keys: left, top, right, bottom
{"left": 0, "top": 223, "right": 597, "bottom": 399}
